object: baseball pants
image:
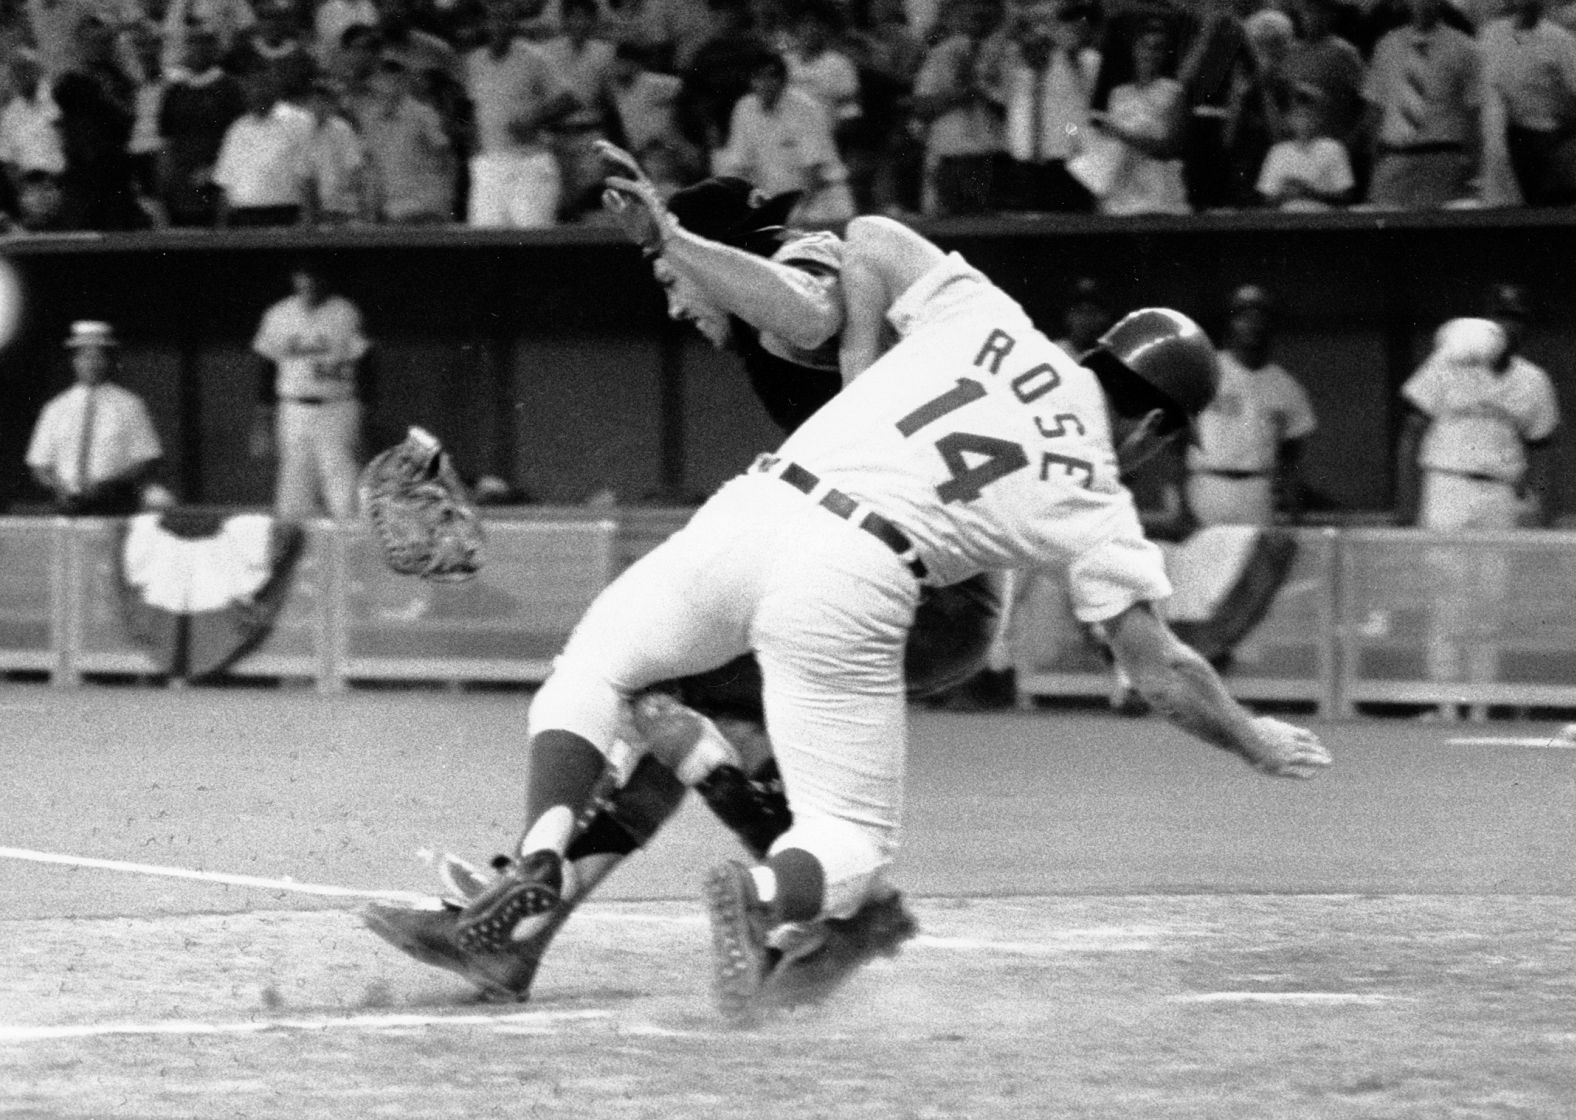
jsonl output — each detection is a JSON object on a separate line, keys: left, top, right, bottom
{"left": 276, "top": 399, "right": 361, "bottom": 521}
{"left": 467, "top": 150, "right": 562, "bottom": 229}
{"left": 1420, "top": 470, "right": 1518, "bottom": 686}
{"left": 1185, "top": 472, "right": 1274, "bottom": 526}
{"left": 527, "top": 473, "right": 920, "bottom": 918}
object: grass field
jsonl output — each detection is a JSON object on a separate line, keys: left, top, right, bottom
{"left": 2, "top": 688, "right": 1574, "bottom": 1119}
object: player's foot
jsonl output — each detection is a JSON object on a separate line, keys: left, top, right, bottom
{"left": 1109, "top": 683, "right": 1151, "bottom": 717}
{"left": 454, "top": 849, "right": 565, "bottom": 953}
{"left": 362, "top": 902, "right": 542, "bottom": 1001}
{"left": 762, "top": 891, "right": 919, "bottom": 1010}
{"left": 704, "top": 860, "right": 777, "bottom": 1026}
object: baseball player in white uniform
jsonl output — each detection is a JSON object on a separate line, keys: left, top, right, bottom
{"left": 1397, "top": 313, "right": 1559, "bottom": 708}
{"left": 439, "top": 218, "right": 1331, "bottom": 1021}
{"left": 251, "top": 263, "right": 370, "bottom": 520}
{"left": 1186, "top": 285, "right": 1317, "bottom": 527}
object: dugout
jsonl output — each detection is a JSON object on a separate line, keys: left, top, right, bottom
{"left": 0, "top": 210, "right": 1572, "bottom": 515}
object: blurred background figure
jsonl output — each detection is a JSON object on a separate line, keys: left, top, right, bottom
{"left": 1084, "top": 17, "right": 1190, "bottom": 215}
{"left": 1478, "top": 0, "right": 1576, "bottom": 207}
{"left": 0, "top": 47, "right": 66, "bottom": 223}
{"left": 213, "top": 63, "right": 314, "bottom": 228}
{"left": 1185, "top": 284, "right": 1317, "bottom": 527}
{"left": 250, "top": 263, "right": 373, "bottom": 522}
{"left": 1282, "top": 0, "right": 1366, "bottom": 190}
{"left": 1361, "top": 0, "right": 1481, "bottom": 211}
{"left": 53, "top": 14, "right": 145, "bottom": 230}
{"left": 359, "top": 54, "right": 457, "bottom": 222}
{"left": 1255, "top": 87, "right": 1354, "bottom": 210}
{"left": 911, "top": 0, "right": 1002, "bottom": 218}
{"left": 714, "top": 50, "right": 854, "bottom": 222}
{"left": 539, "top": 0, "right": 620, "bottom": 221}
{"left": 26, "top": 320, "right": 163, "bottom": 516}
{"left": 154, "top": 26, "right": 247, "bottom": 228}
{"left": 304, "top": 78, "right": 371, "bottom": 223}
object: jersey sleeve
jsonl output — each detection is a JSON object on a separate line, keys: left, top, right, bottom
{"left": 24, "top": 398, "right": 59, "bottom": 469}
{"left": 1278, "top": 371, "right": 1318, "bottom": 440}
{"left": 1400, "top": 359, "right": 1444, "bottom": 416}
{"left": 1520, "top": 364, "right": 1560, "bottom": 443}
{"left": 1064, "top": 531, "right": 1173, "bottom": 624}
{"left": 124, "top": 394, "right": 163, "bottom": 462}
{"left": 250, "top": 304, "right": 282, "bottom": 360}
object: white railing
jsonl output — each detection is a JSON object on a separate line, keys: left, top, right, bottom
{"left": 5, "top": 515, "right": 1576, "bottom": 716}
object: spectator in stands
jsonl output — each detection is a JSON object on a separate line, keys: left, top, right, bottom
{"left": 304, "top": 77, "right": 369, "bottom": 221}
{"left": 1480, "top": 0, "right": 1576, "bottom": 206}
{"left": 360, "top": 54, "right": 455, "bottom": 221}
{"left": 26, "top": 320, "right": 163, "bottom": 517}
{"left": 540, "top": 0, "right": 619, "bottom": 220}
{"left": 714, "top": 49, "right": 855, "bottom": 222}
{"left": 1176, "top": 0, "right": 1259, "bottom": 211}
{"left": 1185, "top": 284, "right": 1317, "bottom": 527}
{"left": 784, "top": 0, "right": 861, "bottom": 133}
{"left": 1222, "top": 7, "right": 1296, "bottom": 207}
{"left": 315, "top": 0, "right": 381, "bottom": 68}
{"left": 155, "top": 25, "right": 247, "bottom": 227}
{"left": 462, "top": 0, "right": 581, "bottom": 228}
{"left": 160, "top": 0, "right": 257, "bottom": 75}
{"left": 12, "top": 167, "right": 68, "bottom": 230}
{"left": 0, "top": 47, "right": 66, "bottom": 211}
{"left": 1084, "top": 17, "right": 1191, "bottom": 214}
{"left": 608, "top": 41, "right": 683, "bottom": 150}
{"left": 377, "top": 0, "right": 464, "bottom": 87}
{"left": 1361, "top": 0, "right": 1480, "bottom": 210}
{"left": 52, "top": 13, "right": 145, "bottom": 230}
{"left": 213, "top": 63, "right": 314, "bottom": 227}
{"left": 1256, "top": 86, "right": 1354, "bottom": 208}
{"left": 126, "top": 21, "right": 169, "bottom": 226}
{"left": 978, "top": 0, "right": 1100, "bottom": 213}
{"left": 597, "top": 0, "right": 663, "bottom": 54}
{"left": 912, "top": 0, "right": 1004, "bottom": 217}
{"left": 229, "top": 0, "right": 320, "bottom": 105}
{"left": 843, "top": 0, "right": 924, "bottom": 213}
{"left": 675, "top": 0, "right": 770, "bottom": 151}
{"left": 1283, "top": 0, "right": 1366, "bottom": 177}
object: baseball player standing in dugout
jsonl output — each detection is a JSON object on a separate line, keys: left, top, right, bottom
{"left": 365, "top": 147, "right": 1009, "bottom": 1002}
{"left": 400, "top": 214, "right": 1333, "bottom": 1023}
{"left": 250, "top": 261, "right": 371, "bottom": 521}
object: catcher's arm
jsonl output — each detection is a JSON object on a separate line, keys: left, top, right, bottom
{"left": 1102, "top": 601, "right": 1331, "bottom": 779}
{"left": 598, "top": 140, "right": 842, "bottom": 352}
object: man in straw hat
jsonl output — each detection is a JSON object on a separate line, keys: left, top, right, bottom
{"left": 26, "top": 320, "right": 163, "bottom": 516}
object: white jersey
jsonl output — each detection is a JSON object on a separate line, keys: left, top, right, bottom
{"left": 1187, "top": 352, "right": 1317, "bottom": 474}
{"left": 776, "top": 253, "right": 1170, "bottom": 623}
{"left": 251, "top": 293, "right": 370, "bottom": 402}
{"left": 1403, "top": 350, "right": 1558, "bottom": 483}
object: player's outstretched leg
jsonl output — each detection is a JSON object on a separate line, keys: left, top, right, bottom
{"left": 363, "top": 899, "right": 546, "bottom": 1001}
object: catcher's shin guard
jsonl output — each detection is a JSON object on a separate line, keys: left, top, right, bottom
{"left": 695, "top": 760, "right": 792, "bottom": 860}
{"left": 362, "top": 902, "right": 543, "bottom": 1001}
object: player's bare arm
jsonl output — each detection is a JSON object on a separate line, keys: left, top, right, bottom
{"left": 1103, "top": 600, "right": 1332, "bottom": 779}
{"left": 839, "top": 216, "right": 947, "bottom": 381}
{"left": 598, "top": 141, "right": 842, "bottom": 352}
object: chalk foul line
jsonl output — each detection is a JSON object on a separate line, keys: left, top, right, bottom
{"left": 0, "top": 1008, "right": 613, "bottom": 1044}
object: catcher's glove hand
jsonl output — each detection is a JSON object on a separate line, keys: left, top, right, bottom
{"left": 1246, "top": 716, "right": 1332, "bottom": 779}
{"left": 359, "top": 426, "right": 483, "bottom": 582}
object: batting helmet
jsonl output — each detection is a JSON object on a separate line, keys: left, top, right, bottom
{"left": 1082, "top": 308, "right": 1221, "bottom": 443}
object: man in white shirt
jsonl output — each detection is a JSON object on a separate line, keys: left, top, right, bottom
{"left": 26, "top": 320, "right": 162, "bottom": 516}
{"left": 213, "top": 66, "right": 314, "bottom": 227}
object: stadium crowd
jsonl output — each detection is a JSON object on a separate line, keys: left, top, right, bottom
{"left": 0, "top": 0, "right": 1570, "bottom": 230}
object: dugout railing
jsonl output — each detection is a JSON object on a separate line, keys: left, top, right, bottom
{"left": 4, "top": 515, "right": 1576, "bottom": 717}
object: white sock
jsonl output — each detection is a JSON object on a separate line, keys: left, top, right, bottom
{"left": 749, "top": 866, "right": 777, "bottom": 906}
{"left": 517, "top": 805, "right": 574, "bottom": 858}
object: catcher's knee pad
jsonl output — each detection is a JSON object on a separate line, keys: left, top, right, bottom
{"left": 905, "top": 573, "right": 1003, "bottom": 699}
{"left": 768, "top": 813, "right": 891, "bottom": 921}
{"left": 695, "top": 758, "right": 792, "bottom": 860}
{"left": 567, "top": 754, "right": 687, "bottom": 860}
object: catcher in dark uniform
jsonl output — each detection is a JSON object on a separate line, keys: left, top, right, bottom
{"left": 363, "top": 145, "right": 1002, "bottom": 1006}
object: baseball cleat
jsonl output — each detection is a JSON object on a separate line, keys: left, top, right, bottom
{"left": 762, "top": 891, "right": 919, "bottom": 1009}
{"left": 704, "top": 860, "right": 776, "bottom": 1026}
{"left": 435, "top": 851, "right": 499, "bottom": 903}
{"left": 362, "top": 902, "right": 542, "bottom": 1001}
{"left": 454, "top": 849, "right": 565, "bottom": 953}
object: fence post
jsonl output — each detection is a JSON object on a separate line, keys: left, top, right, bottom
{"left": 50, "top": 518, "right": 78, "bottom": 687}
{"left": 318, "top": 521, "right": 347, "bottom": 694}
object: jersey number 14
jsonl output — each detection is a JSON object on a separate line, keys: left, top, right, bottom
{"left": 896, "top": 376, "right": 1094, "bottom": 504}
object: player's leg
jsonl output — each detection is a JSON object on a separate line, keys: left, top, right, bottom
{"left": 274, "top": 401, "right": 319, "bottom": 520}
{"left": 315, "top": 400, "right": 362, "bottom": 520}
{"left": 704, "top": 535, "right": 919, "bottom": 1022}
{"left": 452, "top": 507, "right": 760, "bottom": 951}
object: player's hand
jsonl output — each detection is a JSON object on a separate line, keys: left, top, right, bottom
{"left": 1245, "top": 716, "right": 1331, "bottom": 779}
{"left": 596, "top": 140, "right": 674, "bottom": 254}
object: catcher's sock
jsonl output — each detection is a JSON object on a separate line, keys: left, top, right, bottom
{"left": 762, "top": 848, "right": 825, "bottom": 923}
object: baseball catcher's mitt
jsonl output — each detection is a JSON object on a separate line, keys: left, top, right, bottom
{"left": 359, "top": 427, "right": 483, "bottom": 582}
